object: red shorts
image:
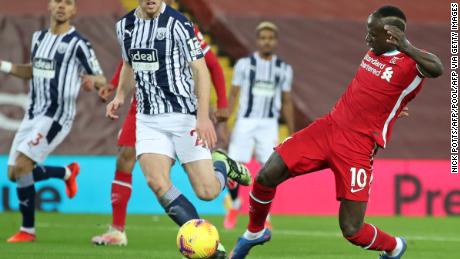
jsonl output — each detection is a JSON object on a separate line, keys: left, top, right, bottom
{"left": 275, "top": 115, "right": 377, "bottom": 202}
{"left": 117, "top": 99, "right": 137, "bottom": 147}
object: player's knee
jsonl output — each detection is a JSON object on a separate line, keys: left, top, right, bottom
{"left": 255, "top": 168, "right": 277, "bottom": 188}
{"left": 255, "top": 153, "right": 288, "bottom": 188}
{"left": 195, "top": 185, "right": 219, "bottom": 201}
{"left": 340, "top": 221, "right": 362, "bottom": 238}
{"left": 7, "top": 167, "right": 16, "bottom": 182}
{"left": 12, "top": 163, "right": 31, "bottom": 179}
{"left": 116, "top": 147, "right": 136, "bottom": 172}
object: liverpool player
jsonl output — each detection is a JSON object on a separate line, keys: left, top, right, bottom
{"left": 230, "top": 6, "right": 443, "bottom": 259}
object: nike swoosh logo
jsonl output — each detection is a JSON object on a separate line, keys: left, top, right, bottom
{"left": 351, "top": 188, "right": 364, "bottom": 193}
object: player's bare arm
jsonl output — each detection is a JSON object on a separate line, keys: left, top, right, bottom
{"left": 191, "top": 58, "right": 217, "bottom": 149}
{"left": 281, "top": 92, "right": 295, "bottom": 134}
{"left": 228, "top": 86, "right": 241, "bottom": 117}
{"left": 106, "top": 61, "right": 134, "bottom": 120}
{"left": 214, "top": 108, "right": 230, "bottom": 122}
{"left": 384, "top": 24, "right": 444, "bottom": 78}
{"left": 0, "top": 60, "right": 33, "bottom": 79}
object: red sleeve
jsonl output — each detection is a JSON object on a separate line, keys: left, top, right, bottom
{"left": 110, "top": 61, "right": 124, "bottom": 89}
{"left": 204, "top": 50, "right": 228, "bottom": 108}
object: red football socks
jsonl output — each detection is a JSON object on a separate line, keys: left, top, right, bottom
{"left": 111, "top": 171, "right": 132, "bottom": 231}
{"left": 346, "top": 223, "right": 397, "bottom": 252}
{"left": 247, "top": 181, "right": 276, "bottom": 233}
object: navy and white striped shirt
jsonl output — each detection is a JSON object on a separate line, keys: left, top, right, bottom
{"left": 232, "top": 52, "right": 293, "bottom": 119}
{"left": 116, "top": 3, "right": 204, "bottom": 115}
{"left": 28, "top": 27, "right": 103, "bottom": 126}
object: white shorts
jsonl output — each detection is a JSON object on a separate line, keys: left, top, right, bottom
{"left": 228, "top": 118, "right": 278, "bottom": 164}
{"left": 8, "top": 116, "right": 71, "bottom": 166}
{"left": 136, "top": 113, "right": 212, "bottom": 164}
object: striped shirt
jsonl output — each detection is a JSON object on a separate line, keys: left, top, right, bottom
{"left": 232, "top": 52, "right": 293, "bottom": 119}
{"left": 116, "top": 3, "right": 204, "bottom": 115}
{"left": 28, "top": 27, "right": 103, "bottom": 126}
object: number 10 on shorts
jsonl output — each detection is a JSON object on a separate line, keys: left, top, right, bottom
{"left": 350, "top": 167, "right": 367, "bottom": 192}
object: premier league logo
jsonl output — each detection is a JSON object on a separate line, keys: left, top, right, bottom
{"left": 156, "top": 28, "right": 167, "bottom": 40}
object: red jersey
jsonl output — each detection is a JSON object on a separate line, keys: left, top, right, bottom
{"left": 330, "top": 50, "right": 425, "bottom": 148}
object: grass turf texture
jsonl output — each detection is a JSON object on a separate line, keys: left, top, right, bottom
{"left": 0, "top": 212, "right": 458, "bottom": 258}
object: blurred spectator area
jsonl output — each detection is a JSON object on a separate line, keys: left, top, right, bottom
{"left": 181, "top": 0, "right": 451, "bottom": 159}
{"left": 0, "top": 0, "right": 451, "bottom": 159}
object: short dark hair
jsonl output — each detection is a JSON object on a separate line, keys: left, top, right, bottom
{"left": 375, "top": 6, "right": 406, "bottom": 21}
{"left": 374, "top": 6, "right": 407, "bottom": 31}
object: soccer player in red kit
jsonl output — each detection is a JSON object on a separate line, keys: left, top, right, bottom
{"left": 230, "top": 6, "right": 443, "bottom": 259}
{"left": 91, "top": 2, "right": 229, "bottom": 246}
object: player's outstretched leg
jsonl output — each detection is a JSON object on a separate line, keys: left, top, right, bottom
{"left": 30, "top": 162, "right": 80, "bottom": 198}
{"left": 92, "top": 146, "right": 136, "bottom": 246}
{"left": 230, "top": 152, "right": 290, "bottom": 259}
{"left": 339, "top": 199, "right": 407, "bottom": 258}
{"left": 212, "top": 150, "right": 252, "bottom": 186}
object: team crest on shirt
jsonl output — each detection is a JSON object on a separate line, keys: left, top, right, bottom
{"left": 156, "top": 28, "right": 167, "bottom": 40}
{"left": 57, "top": 42, "right": 68, "bottom": 54}
{"left": 389, "top": 56, "right": 402, "bottom": 65}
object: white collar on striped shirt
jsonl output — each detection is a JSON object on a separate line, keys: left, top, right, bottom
{"left": 48, "top": 26, "right": 75, "bottom": 36}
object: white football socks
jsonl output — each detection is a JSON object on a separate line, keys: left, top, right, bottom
{"left": 20, "top": 226, "right": 35, "bottom": 235}
{"left": 243, "top": 229, "right": 265, "bottom": 240}
{"left": 388, "top": 237, "right": 403, "bottom": 257}
{"left": 231, "top": 198, "right": 241, "bottom": 210}
{"left": 64, "top": 167, "right": 71, "bottom": 180}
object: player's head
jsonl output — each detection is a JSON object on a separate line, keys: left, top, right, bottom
{"left": 366, "top": 6, "right": 407, "bottom": 55}
{"left": 138, "top": 0, "right": 164, "bottom": 18}
{"left": 48, "top": 0, "right": 77, "bottom": 24}
{"left": 256, "top": 21, "right": 278, "bottom": 57}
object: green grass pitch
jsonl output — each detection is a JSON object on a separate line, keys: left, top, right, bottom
{"left": 0, "top": 212, "right": 458, "bottom": 258}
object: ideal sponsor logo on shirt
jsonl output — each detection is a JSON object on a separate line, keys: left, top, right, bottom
{"left": 129, "top": 48, "right": 159, "bottom": 72}
{"left": 253, "top": 80, "right": 276, "bottom": 97}
{"left": 32, "top": 57, "right": 56, "bottom": 79}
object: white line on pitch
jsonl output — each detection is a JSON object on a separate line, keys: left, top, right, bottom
{"left": 35, "top": 222, "right": 460, "bottom": 243}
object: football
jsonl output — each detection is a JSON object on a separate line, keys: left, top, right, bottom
{"left": 176, "top": 219, "right": 220, "bottom": 259}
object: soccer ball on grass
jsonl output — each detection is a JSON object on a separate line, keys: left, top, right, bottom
{"left": 176, "top": 219, "right": 220, "bottom": 259}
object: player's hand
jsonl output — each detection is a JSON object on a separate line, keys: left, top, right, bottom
{"left": 398, "top": 106, "right": 409, "bottom": 118}
{"left": 98, "top": 84, "right": 114, "bottom": 103}
{"left": 196, "top": 115, "right": 217, "bottom": 149}
{"left": 214, "top": 108, "right": 230, "bottom": 122}
{"left": 106, "top": 95, "right": 124, "bottom": 120}
{"left": 384, "top": 25, "right": 411, "bottom": 53}
{"left": 80, "top": 75, "right": 96, "bottom": 91}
